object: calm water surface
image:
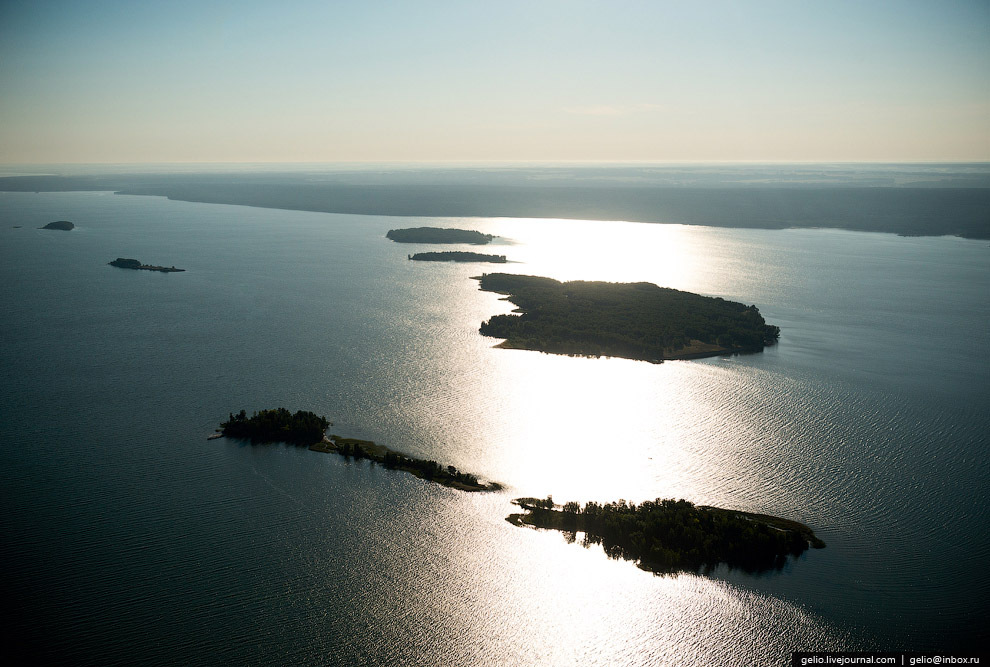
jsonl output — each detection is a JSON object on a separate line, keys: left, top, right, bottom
{"left": 1, "top": 191, "right": 987, "bottom": 665}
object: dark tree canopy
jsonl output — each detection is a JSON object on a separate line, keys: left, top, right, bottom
{"left": 409, "top": 251, "right": 507, "bottom": 263}
{"left": 476, "top": 273, "right": 779, "bottom": 362}
{"left": 386, "top": 227, "right": 493, "bottom": 244}
{"left": 510, "top": 497, "right": 824, "bottom": 575}
{"left": 221, "top": 408, "right": 329, "bottom": 445}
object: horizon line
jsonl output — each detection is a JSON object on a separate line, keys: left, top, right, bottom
{"left": 2, "top": 159, "right": 989, "bottom": 169}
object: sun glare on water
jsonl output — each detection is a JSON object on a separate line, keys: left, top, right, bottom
{"left": 431, "top": 218, "right": 762, "bottom": 506}
{"left": 482, "top": 218, "right": 705, "bottom": 289}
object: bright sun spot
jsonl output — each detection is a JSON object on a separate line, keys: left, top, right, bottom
{"left": 486, "top": 218, "right": 703, "bottom": 289}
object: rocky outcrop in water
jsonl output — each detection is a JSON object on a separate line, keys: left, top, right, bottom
{"left": 40, "top": 220, "right": 74, "bottom": 230}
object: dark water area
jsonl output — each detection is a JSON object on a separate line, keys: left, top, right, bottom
{"left": 1, "top": 185, "right": 988, "bottom": 665}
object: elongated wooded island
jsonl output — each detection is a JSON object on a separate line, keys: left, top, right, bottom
{"left": 217, "top": 408, "right": 501, "bottom": 492}
{"left": 216, "top": 409, "right": 825, "bottom": 575}
{"left": 508, "top": 496, "right": 824, "bottom": 574}
{"left": 109, "top": 257, "right": 185, "bottom": 273}
{"left": 409, "top": 251, "right": 507, "bottom": 263}
{"left": 476, "top": 273, "right": 779, "bottom": 362}
{"left": 387, "top": 227, "right": 493, "bottom": 244}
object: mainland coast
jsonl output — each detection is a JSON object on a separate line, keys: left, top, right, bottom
{"left": 2, "top": 170, "right": 987, "bottom": 238}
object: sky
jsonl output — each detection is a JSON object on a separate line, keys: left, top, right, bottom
{"left": 0, "top": 0, "right": 988, "bottom": 164}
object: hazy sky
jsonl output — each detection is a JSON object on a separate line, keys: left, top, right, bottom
{"left": 1, "top": 0, "right": 988, "bottom": 163}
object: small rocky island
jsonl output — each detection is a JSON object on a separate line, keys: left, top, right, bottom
{"left": 40, "top": 220, "right": 74, "bottom": 231}
{"left": 409, "top": 251, "right": 507, "bottom": 263}
{"left": 109, "top": 258, "right": 185, "bottom": 273}
{"left": 387, "top": 227, "right": 494, "bottom": 245}
{"left": 508, "top": 496, "right": 824, "bottom": 574}
{"left": 218, "top": 408, "right": 501, "bottom": 492}
{"left": 476, "top": 273, "right": 780, "bottom": 362}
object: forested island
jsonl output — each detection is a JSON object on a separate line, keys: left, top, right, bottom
{"left": 409, "top": 251, "right": 507, "bottom": 263}
{"left": 221, "top": 408, "right": 330, "bottom": 444}
{"left": 508, "top": 497, "right": 825, "bottom": 574}
{"left": 218, "top": 409, "right": 822, "bottom": 567}
{"left": 40, "top": 220, "right": 74, "bottom": 230}
{"left": 386, "top": 227, "right": 494, "bottom": 244}
{"left": 476, "top": 273, "right": 779, "bottom": 362}
{"left": 310, "top": 436, "right": 502, "bottom": 492}
{"left": 218, "top": 408, "right": 500, "bottom": 492}
{"left": 108, "top": 257, "right": 185, "bottom": 272}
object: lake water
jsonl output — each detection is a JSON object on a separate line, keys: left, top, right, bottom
{"left": 1, "top": 190, "right": 988, "bottom": 665}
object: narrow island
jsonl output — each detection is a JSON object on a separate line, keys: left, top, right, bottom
{"left": 311, "top": 435, "right": 502, "bottom": 492}
{"left": 108, "top": 257, "right": 185, "bottom": 273}
{"left": 218, "top": 408, "right": 501, "bottom": 492}
{"left": 475, "top": 273, "right": 780, "bottom": 362}
{"left": 40, "top": 220, "right": 74, "bottom": 231}
{"left": 409, "top": 251, "right": 507, "bottom": 263}
{"left": 508, "top": 496, "right": 825, "bottom": 575}
{"left": 386, "top": 227, "right": 493, "bottom": 245}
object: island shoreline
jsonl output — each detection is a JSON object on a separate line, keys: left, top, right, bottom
{"left": 213, "top": 409, "right": 502, "bottom": 493}
{"left": 507, "top": 497, "right": 825, "bottom": 576}
{"left": 109, "top": 257, "right": 185, "bottom": 272}
{"left": 475, "top": 273, "right": 780, "bottom": 363}
{"left": 309, "top": 435, "right": 503, "bottom": 493}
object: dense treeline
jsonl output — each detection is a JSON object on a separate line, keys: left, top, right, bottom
{"left": 386, "top": 227, "right": 493, "bottom": 244}
{"left": 221, "top": 408, "right": 329, "bottom": 445}
{"left": 510, "top": 497, "right": 824, "bottom": 574}
{"left": 328, "top": 436, "right": 500, "bottom": 492}
{"left": 476, "top": 273, "right": 779, "bottom": 362}
{"left": 409, "top": 251, "right": 507, "bottom": 263}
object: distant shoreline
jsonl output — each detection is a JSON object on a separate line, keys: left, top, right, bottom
{"left": 1, "top": 169, "right": 987, "bottom": 239}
